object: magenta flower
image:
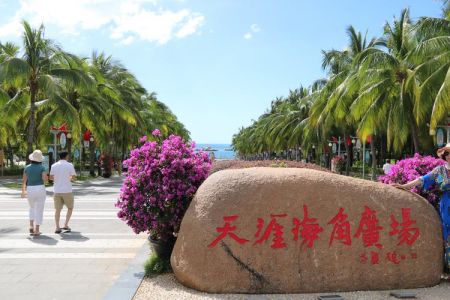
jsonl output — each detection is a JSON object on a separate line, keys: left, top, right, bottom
{"left": 379, "top": 153, "right": 445, "bottom": 205}
{"left": 152, "top": 129, "right": 161, "bottom": 137}
{"left": 115, "top": 134, "right": 211, "bottom": 240}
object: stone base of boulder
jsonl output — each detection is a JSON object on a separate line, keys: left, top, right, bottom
{"left": 171, "top": 168, "right": 443, "bottom": 293}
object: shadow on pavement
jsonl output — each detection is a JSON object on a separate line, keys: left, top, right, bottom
{"left": 28, "top": 235, "right": 58, "bottom": 245}
{"left": 0, "top": 227, "right": 20, "bottom": 234}
{"left": 60, "top": 231, "right": 89, "bottom": 242}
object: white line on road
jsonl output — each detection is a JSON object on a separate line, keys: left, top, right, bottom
{"left": 0, "top": 217, "right": 119, "bottom": 220}
{"left": 0, "top": 239, "right": 145, "bottom": 248}
{"left": 0, "top": 211, "right": 117, "bottom": 216}
{"left": 0, "top": 200, "right": 118, "bottom": 203}
{"left": 0, "top": 233, "right": 142, "bottom": 237}
{"left": 0, "top": 253, "right": 137, "bottom": 259}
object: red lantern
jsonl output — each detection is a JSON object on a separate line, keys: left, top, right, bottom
{"left": 83, "top": 130, "right": 91, "bottom": 141}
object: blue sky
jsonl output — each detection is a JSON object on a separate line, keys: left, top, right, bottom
{"left": 0, "top": 0, "right": 444, "bottom": 143}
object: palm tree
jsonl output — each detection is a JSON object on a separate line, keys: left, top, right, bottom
{"left": 0, "top": 21, "right": 89, "bottom": 158}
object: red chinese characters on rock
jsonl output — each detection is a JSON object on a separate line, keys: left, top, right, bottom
{"left": 207, "top": 206, "right": 422, "bottom": 265}
{"left": 328, "top": 208, "right": 352, "bottom": 246}
{"left": 292, "top": 205, "right": 324, "bottom": 249}
{"left": 389, "top": 208, "right": 420, "bottom": 246}
{"left": 354, "top": 206, "right": 384, "bottom": 249}
{"left": 254, "top": 214, "right": 288, "bottom": 249}
{"left": 208, "top": 216, "right": 249, "bottom": 248}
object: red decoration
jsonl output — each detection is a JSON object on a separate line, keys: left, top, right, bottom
{"left": 354, "top": 206, "right": 383, "bottom": 249}
{"left": 389, "top": 208, "right": 420, "bottom": 246}
{"left": 292, "top": 205, "right": 324, "bottom": 249}
{"left": 254, "top": 214, "right": 288, "bottom": 249}
{"left": 208, "top": 216, "right": 249, "bottom": 248}
{"left": 328, "top": 208, "right": 352, "bottom": 246}
{"left": 83, "top": 130, "right": 91, "bottom": 141}
{"left": 346, "top": 136, "right": 352, "bottom": 146}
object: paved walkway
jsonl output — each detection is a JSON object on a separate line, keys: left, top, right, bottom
{"left": 0, "top": 176, "right": 146, "bottom": 300}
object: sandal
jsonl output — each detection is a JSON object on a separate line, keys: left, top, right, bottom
{"left": 62, "top": 227, "right": 71, "bottom": 232}
{"left": 31, "top": 232, "right": 41, "bottom": 236}
{"left": 55, "top": 229, "right": 62, "bottom": 234}
{"left": 29, "top": 228, "right": 34, "bottom": 234}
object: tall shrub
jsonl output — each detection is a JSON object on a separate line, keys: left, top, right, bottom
{"left": 116, "top": 130, "right": 211, "bottom": 240}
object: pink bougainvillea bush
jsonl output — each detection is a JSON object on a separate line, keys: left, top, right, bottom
{"left": 116, "top": 132, "right": 211, "bottom": 240}
{"left": 379, "top": 153, "right": 445, "bottom": 205}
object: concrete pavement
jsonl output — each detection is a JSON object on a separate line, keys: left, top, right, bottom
{"left": 0, "top": 176, "right": 147, "bottom": 300}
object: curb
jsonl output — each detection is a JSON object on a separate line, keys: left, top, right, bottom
{"left": 103, "top": 241, "right": 150, "bottom": 300}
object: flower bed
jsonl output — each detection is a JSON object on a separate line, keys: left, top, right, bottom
{"left": 379, "top": 153, "right": 445, "bottom": 205}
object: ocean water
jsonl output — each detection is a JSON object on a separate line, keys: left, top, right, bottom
{"left": 195, "top": 144, "right": 235, "bottom": 160}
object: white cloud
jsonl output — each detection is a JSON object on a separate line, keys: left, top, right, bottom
{"left": 0, "top": 0, "right": 204, "bottom": 45}
{"left": 244, "top": 23, "right": 261, "bottom": 40}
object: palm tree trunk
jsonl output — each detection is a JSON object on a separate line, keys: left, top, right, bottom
{"left": 371, "top": 135, "right": 377, "bottom": 181}
{"left": 344, "top": 133, "right": 350, "bottom": 176}
{"left": 408, "top": 114, "right": 420, "bottom": 153}
{"left": 27, "top": 82, "right": 37, "bottom": 161}
{"left": 89, "top": 140, "right": 95, "bottom": 177}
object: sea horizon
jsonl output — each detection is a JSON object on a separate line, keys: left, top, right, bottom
{"left": 195, "top": 143, "right": 235, "bottom": 160}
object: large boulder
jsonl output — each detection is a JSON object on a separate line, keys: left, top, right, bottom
{"left": 171, "top": 168, "right": 443, "bottom": 293}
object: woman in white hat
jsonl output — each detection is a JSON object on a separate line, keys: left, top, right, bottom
{"left": 21, "top": 150, "right": 48, "bottom": 236}
{"left": 393, "top": 143, "right": 450, "bottom": 268}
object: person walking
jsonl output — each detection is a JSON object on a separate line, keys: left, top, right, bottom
{"left": 50, "top": 151, "right": 76, "bottom": 234}
{"left": 392, "top": 143, "right": 450, "bottom": 269}
{"left": 21, "top": 150, "right": 48, "bottom": 236}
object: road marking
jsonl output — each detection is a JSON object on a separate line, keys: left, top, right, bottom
{"left": 0, "top": 211, "right": 117, "bottom": 216}
{"left": 0, "top": 239, "right": 145, "bottom": 248}
{"left": 0, "top": 233, "right": 141, "bottom": 237}
{"left": 0, "top": 217, "right": 119, "bottom": 220}
{"left": 0, "top": 253, "right": 137, "bottom": 259}
{"left": 0, "top": 200, "right": 118, "bottom": 203}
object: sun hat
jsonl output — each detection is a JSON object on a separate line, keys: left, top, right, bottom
{"left": 437, "top": 143, "right": 450, "bottom": 158}
{"left": 28, "top": 150, "right": 43, "bottom": 162}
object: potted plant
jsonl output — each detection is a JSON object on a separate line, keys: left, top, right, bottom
{"left": 116, "top": 129, "right": 211, "bottom": 259}
{"left": 99, "top": 153, "right": 113, "bottom": 178}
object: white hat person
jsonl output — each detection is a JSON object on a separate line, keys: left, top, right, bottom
{"left": 29, "top": 150, "right": 44, "bottom": 162}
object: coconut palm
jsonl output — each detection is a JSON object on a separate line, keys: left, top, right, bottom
{"left": 0, "top": 21, "right": 90, "bottom": 158}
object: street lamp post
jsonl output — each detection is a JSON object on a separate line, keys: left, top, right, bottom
{"left": 67, "top": 133, "right": 72, "bottom": 157}
{"left": 89, "top": 136, "right": 95, "bottom": 177}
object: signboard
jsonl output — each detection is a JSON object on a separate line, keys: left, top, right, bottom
{"left": 42, "top": 155, "right": 49, "bottom": 172}
{"left": 437, "top": 128, "right": 445, "bottom": 147}
{"left": 355, "top": 139, "right": 361, "bottom": 150}
{"left": 83, "top": 141, "right": 90, "bottom": 148}
{"left": 60, "top": 133, "right": 67, "bottom": 149}
{"left": 48, "top": 146, "right": 54, "bottom": 154}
